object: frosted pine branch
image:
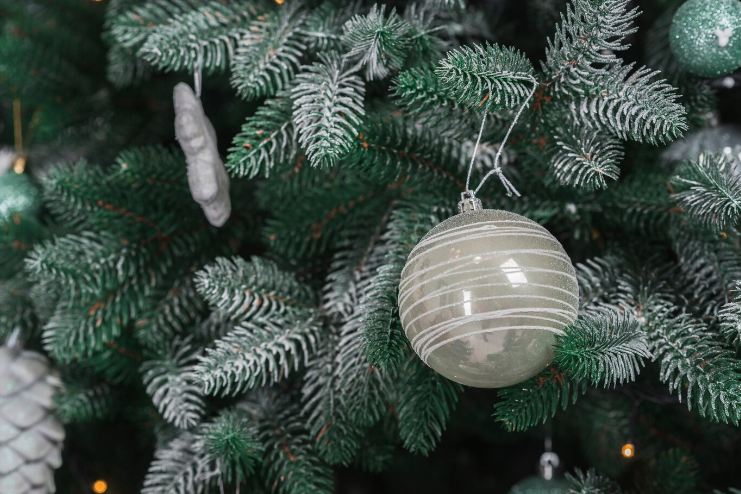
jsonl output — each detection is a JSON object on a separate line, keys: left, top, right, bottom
{"left": 437, "top": 43, "right": 535, "bottom": 112}
{"left": 671, "top": 153, "right": 741, "bottom": 231}
{"left": 293, "top": 54, "right": 365, "bottom": 168}
{"left": 342, "top": 5, "right": 411, "bottom": 80}
{"left": 555, "top": 313, "right": 651, "bottom": 387}
{"left": 231, "top": 3, "right": 306, "bottom": 100}
{"left": 141, "top": 337, "right": 205, "bottom": 430}
{"left": 194, "top": 256, "right": 317, "bottom": 322}
{"left": 195, "top": 315, "right": 322, "bottom": 396}
{"left": 550, "top": 125, "right": 623, "bottom": 190}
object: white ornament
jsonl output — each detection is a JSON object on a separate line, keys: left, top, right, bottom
{"left": 174, "top": 83, "right": 231, "bottom": 227}
{"left": 0, "top": 346, "right": 65, "bottom": 494}
{"left": 398, "top": 204, "right": 579, "bottom": 388}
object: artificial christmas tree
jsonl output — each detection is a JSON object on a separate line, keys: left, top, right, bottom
{"left": 2, "top": 0, "right": 741, "bottom": 493}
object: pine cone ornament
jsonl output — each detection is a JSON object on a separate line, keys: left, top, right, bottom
{"left": 0, "top": 347, "right": 64, "bottom": 494}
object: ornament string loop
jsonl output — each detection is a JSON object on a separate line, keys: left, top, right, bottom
{"left": 463, "top": 75, "right": 538, "bottom": 201}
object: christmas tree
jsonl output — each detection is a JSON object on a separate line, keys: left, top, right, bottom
{"left": 2, "top": 0, "right": 741, "bottom": 492}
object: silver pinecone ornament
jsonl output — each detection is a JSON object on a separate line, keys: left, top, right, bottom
{"left": 0, "top": 346, "right": 64, "bottom": 494}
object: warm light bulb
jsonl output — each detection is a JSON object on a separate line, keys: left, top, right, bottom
{"left": 275, "top": 0, "right": 284, "bottom": 3}
{"left": 621, "top": 443, "right": 635, "bottom": 458}
{"left": 92, "top": 480, "right": 108, "bottom": 493}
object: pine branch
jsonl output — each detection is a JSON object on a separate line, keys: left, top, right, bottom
{"left": 555, "top": 313, "right": 651, "bottom": 387}
{"left": 0, "top": 201, "right": 48, "bottom": 279}
{"left": 638, "top": 449, "right": 700, "bottom": 494}
{"left": 403, "top": 3, "right": 449, "bottom": 67}
{"left": 566, "top": 468, "right": 623, "bottom": 494}
{"left": 0, "top": 274, "right": 39, "bottom": 340}
{"left": 348, "top": 115, "right": 467, "bottom": 185}
{"left": 301, "top": 328, "right": 363, "bottom": 465}
{"left": 396, "top": 356, "right": 461, "bottom": 455}
{"left": 135, "top": 275, "right": 205, "bottom": 350}
{"left": 392, "top": 63, "right": 503, "bottom": 134}
{"left": 201, "top": 410, "right": 263, "bottom": 484}
{"left": 263, "top": 178, "right": 399, "bottom": 259}
{"left": 195, "top": 315, "right": 322, "bottom": 396}
{"left": 493, "top": 366, "right": 586, "bottom": 432}
{"left": 543, "top": 0, "right": 638, "bottom": 92}
{"left": 670, "top": 228, "right": 741, "bottom": 316}
{"left": 141, "top": 337, "right": 206, "bottom": 430}
{"left": 239, "top": 391, "right": 334, "bottom": 494}
{"left": 671, "top": 153, "right": 741, "bottom": 231}
{"left": 109, "top": 0, "right": 204, "bottom": 50}
{"left": 342, "top": 5, "right": 412, "bottom": 81}
{"left": 720, "top": 282, "right": 741, "bottom": 345}
{"left": 570, "top": 64, "right": 687, "bottom": 145}
{"left": 361, "top": 194, "right": 451, "bottom": 370}
{"left": 304, "top": 1, "right": 361, "bottom": 54}
{"left": 106, "top": 42, "right": 154, "bottom": 88}
{"left": 646, "top": 305, "right": 741, "bottom": 424}
{"left": 231, "top": 3, "right": 306, "bottom": 101}
{"left": 549, "top": 125, "right": 623, "bottom": 190}
{"left": 194, "top": 256, "right": 317, "bottom": 322}
{"left": 142, "top": 431, "right": 213, "bottom": 494}
{"left": 437, "top": 43, "right": 535, "bottom": 113}
{"left": 227, "top": 92, "right": 297, "bottom": 178}
{"left": 138, "top": 1, "right": 263, "bottom": 74}
{"left": 293, "top": 54, "right": 365, "bottom": 168}
{"left": 55, "top": 380, "right": 114, "bottom": 423}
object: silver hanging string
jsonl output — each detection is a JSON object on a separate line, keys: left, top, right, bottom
{"left": 464, "top": 75, "right": 539, "bottom": 199}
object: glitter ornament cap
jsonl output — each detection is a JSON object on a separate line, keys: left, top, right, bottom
{"left": 398, "top": 207, "right": 579, "bottom": 388}
{"left": 670, "top": 0, "right": 741, "bottom": 77}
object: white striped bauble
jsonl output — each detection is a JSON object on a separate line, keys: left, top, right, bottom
{"left": 398, "top": 208, "right": 579, "bottom": 388}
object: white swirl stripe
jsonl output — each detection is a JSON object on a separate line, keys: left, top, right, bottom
{"left": 399, "top": 214, "right": 579, "bottom": 368}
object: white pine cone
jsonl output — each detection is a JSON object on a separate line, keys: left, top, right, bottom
{"left": 0, "top": 347, "right": 65, "bottom": 494}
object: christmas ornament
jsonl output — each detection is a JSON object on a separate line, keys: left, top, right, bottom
{"left": 398, "top": 192, "right": 579, "bottom": 388}
{"left": 0, "top": 345, "right": 65, "bottom": 494}
{"left": 0, "top": 171, "right": 42, "bottom": 221}
{"left": 174, "top": 82, "right": 231, "bottom": 227}
{"left": 670, "top": 0, "right": 741, "bottom": 77}
{"left": 663, "top": 124, "right": 741, "bottom": 172}
{"left": 508, "top": 477, "right": 570, "bottom": 494}
{"left": 509, "top": 449, "right": 569, "bottom": 494}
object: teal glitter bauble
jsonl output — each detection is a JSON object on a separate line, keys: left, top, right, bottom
{"left": 508, "top": 476, "right": 570, "bottom": 494}
{"left": 0, "top": 172, "right": 42, "bottom": 220}
{"left": 670, "top": 0, "right": 741, "bottom": 77}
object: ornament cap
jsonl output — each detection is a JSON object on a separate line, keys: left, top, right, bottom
{"left": 458, "top": 190, "right": 483, "bottom": 213}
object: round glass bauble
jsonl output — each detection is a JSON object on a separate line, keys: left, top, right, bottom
{"left": 398, "top": 209, "right": 579, "bottom": 388}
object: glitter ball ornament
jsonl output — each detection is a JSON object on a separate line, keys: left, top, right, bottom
{"left": 508, "top": 477, "right": 570, "bottom": 494}
{"left": 670, "top": 0, "right": 741, "bottom": 77}
{"left": 0, "top": 172, "right": 42, "bottom": 221}
{"left": 0, "top": 346, "right": 65, "bottom": 494}
{"left": 398, "top": 196, "right": 579, "bottom": 388}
